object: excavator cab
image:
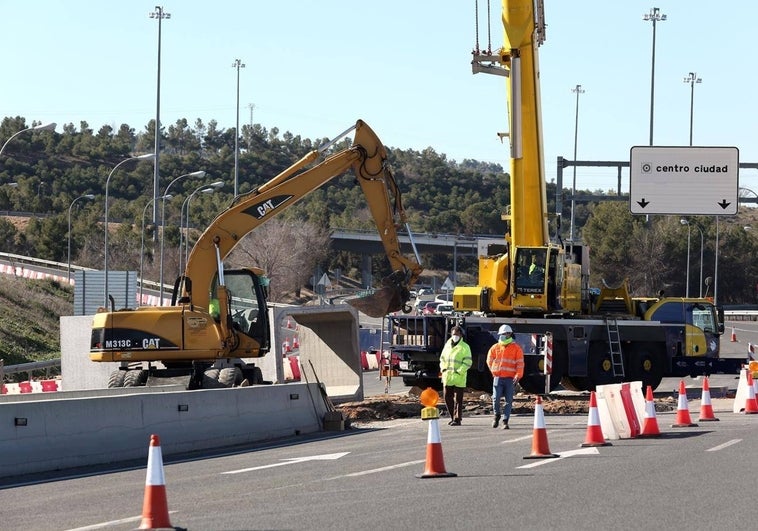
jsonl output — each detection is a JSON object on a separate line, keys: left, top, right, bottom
{"left": 211, "top": 269, "right": 271, "bottom": 354}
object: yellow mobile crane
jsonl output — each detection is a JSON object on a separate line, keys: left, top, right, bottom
{"left": 90, "top": 120, "right": 423, "bottom": 389}
{"left": 391, "top": 0, "right": 739, "bottom": 393}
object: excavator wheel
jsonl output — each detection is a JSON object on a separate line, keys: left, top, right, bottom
{"left": 201, "top": 368, "right": 226, "bottom": 389}
{"left": 219, "top": 367, "right": 243, "bottom": 387}
{"left": 107, "top": 370, "right": 126, "bottom": 388}
{"left": 123, "top": 369, "right": 149, "bottom": 387}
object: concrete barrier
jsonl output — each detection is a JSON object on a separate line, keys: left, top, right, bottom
{"left": 0, "top": 383, "right": 328, "bottom": 478}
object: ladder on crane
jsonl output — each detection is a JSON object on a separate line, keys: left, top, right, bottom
{"left": 605, "top": 317, "right": 625, "bottom": 377}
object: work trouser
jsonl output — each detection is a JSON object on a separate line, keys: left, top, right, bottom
{"left": 492, "top": 376, "right": 515, "bottom": 421}
{"left": 444, "top": 385, "right": 465, "bottom": 422}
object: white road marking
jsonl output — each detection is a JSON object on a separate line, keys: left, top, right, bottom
{"left": 324, "top": 460, "right": 426, "bottom": 480}
{"left": 222, "top": 452, "right": 349, "bottom": 474}
{"left": 65, "top": 512, "right": 176, "bottom": 530}
{"left": 517, "top": 446, "right": 599, "bottom": 469}
{"left": 706, "top": 439, "right": 742, "bottom": 452}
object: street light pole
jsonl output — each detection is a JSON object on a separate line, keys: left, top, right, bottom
{"left": 683, "top": 72, "right": 702, "bottom": 146}
{"left": 569, "top": 84, "right": 584, "bottom": 242}
{"left": 140, "top": 194, "right": 171, "bottom": 304}
{"left": 0, "top": 122, "right": 56, "bottom": 157}
{"left": 643, "top": 7, "right": 666, "bottom": 146}
{"left": 158, "top": 170, "right": 206, "bottom": 302}
{"left": 232, "top": 58, "right": 245, "bottom": 197}
{"left": 149, "top": 6, "right": 170, "bottom": 234}
{"left": 680, "top": 219, "right": 691, "bottom": 298}
{"left": 180, "top": 180, "right": 224, "bottom": 271}
{"left": 697, "top": 226, "right": 704, "bottom": 298}
{"left": 104, "top": 153, "right": 155, "bottom": 307}
{"left": 67, "top": 194, "right": 95, "bottom": 284}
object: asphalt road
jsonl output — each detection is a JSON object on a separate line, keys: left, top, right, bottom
{"left": 2, "top": 398, "right": 755, "bottom": 530}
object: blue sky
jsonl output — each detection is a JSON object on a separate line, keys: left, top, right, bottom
{"left": 3, "top": 1, "right": 757, "bottom": 193}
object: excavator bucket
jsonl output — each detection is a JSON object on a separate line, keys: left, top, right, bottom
{"left": 347, "top": 286, "right": 405, "bottom": 318}
{"left": 346, "top": 270, "right": 411, "bottom": 318}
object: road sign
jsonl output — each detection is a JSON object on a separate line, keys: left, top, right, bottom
{"left": 629, "top": 146, "right": 739, "bottom": 215}
{"left": 441, "top": 276, "right": 454, "bottom": 291}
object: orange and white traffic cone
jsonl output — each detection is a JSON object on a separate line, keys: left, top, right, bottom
{"left": 524, "top": 396, "right": 559, "bottom": 459}
{"left": 639, "top": 385, "right": 662, "bottom": 437}
{"left": 286, "top": 317, "right": 293, "bottom": 329}
{"left": 292, "top": 335, "right": 299, "bottom": 349}
{"left": 698, "top": 377, "right": 719, "bottom": 421}
{"left": 743, "top": 372, "right": 758, "bottom": 414}
{"left": 731, "top": 327, "right": 738, "bottom": 342}
{"left": 139, "top": 434, "right": 173, "bottom": 530}
{"left": 581, "top": 391, "right": 611, "bottom": 447}
{"left": 416, "top": 414, "right": 456, "bottom": 478}
{"left": 671, "top": 381, "right": 698, "bottom": 428}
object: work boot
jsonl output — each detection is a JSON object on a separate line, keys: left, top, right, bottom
{"left": 492, "top": 415, "right": 500, "bottom": 428}
{"left": 503, "top": 419, "right": 510, "bottom": 429}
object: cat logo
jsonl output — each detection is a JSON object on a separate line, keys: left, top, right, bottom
{"left": 143, "top": 338, "right": 161, "bottom": 349}
{"left": 244, "top": 194, "right": 293, "bottom": 220}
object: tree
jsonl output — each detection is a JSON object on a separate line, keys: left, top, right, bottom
{"left": 227, "top": 219, "right": 330, "bottom": 302}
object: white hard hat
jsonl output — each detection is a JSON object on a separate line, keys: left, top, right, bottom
{"left": 498, "top": 324, "right": 512, "bottom": 335}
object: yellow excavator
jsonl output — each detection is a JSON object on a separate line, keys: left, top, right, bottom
{"left": 90, "top": 120, "right": 423, "bottom": 389}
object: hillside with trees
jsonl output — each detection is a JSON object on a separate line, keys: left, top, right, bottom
{"left": 3, "top": 114, "right": 758, "bottom": 310}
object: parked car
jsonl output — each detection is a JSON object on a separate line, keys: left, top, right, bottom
{"left": 435, "top": 303, "right": 454, "bottom": 315}
{"left": 422, "top": 301, "right": 444, "bottom": 315}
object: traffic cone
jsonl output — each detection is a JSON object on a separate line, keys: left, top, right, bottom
{"left": 639, "top": 385, "right": 661, "bottom": 437}
{"left": 748, "top": 343, "right": 755, "bottom": 361}
{"left": 524, "top": 396, "right": 559, "bottom": 459}
{"left": 292, "top": 335, "right": 299, "bottom": 349}
{"left": 731, "top": 327, "right": 738, "bottom": 342}
{"left": 698, "top": 377, "right": 719, "bottom": 421}
{"left": 416, "top": 416, "right": 456, "bottom": 478}
{"left": 743, "top": 372, "right": 758, "bottom": 414}
{"left": 671, "top": 381, "right": 698, "bottom": 427}
{"left": 283, "top": 339, "right": 291, "bottom": 353}
{"left": 139, "top": 434, "right": 173, "bottom": 530}
{"left": 581, "top": 391, "right": 611, "bottom": 447}
{"left": 286, "top": 317, "right": 293, "bottom": 329}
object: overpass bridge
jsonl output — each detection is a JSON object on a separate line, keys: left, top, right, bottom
{"left": 329, "top": 229, "right": 503, "bottom": 287}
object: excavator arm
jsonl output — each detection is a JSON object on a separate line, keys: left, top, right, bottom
{"left": 181, "top": 119, "right": 423, "bottom": 317}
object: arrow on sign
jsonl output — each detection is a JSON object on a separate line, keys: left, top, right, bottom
{"left": 718, "top": 200, "right": 731, "bottom": 210}
{"left": 222, "top": 452, "right": 350, "bottom": 474}
{"left": 636, "top": 198, "right": 649, "bottom": 209}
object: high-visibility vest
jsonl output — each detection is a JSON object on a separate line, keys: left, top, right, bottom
{"left": 487, "top": 340, "right": 524, "bottom": 379}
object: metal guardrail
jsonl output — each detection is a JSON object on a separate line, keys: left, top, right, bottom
{"left": 0, "top": 358, "right": 60, "bottom": 382}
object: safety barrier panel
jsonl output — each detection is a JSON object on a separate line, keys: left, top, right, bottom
{"left": 596, "top": 382, "right": 642, "bottom": 440}
{"left": 1, "top": 379, "right": 60, "bottom": 395}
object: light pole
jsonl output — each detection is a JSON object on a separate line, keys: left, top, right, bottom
{"left": 643, "top": 7, "right": 666, "bottom": 146}
{"left": 149, "top": 6, "right": 170, "bottom": 233}
{"left": 683, "top": 72, "right": 702, "bottom": 146}
{"left": 679, "top": 219, "right": 692, "bottom": 298}
{"left": 158, "top": 170, "right": 206, "bottom": 301}
{"left": 140, "top": 194, "right": 172, "bottom": 304}
{"left": 569, "top": 84, "right": 584, "bottom": 242}
{"left": 67, "top": 194, "right": 95, "bottom": 284}
{"left": 104, "top": 153, "right": 155, "bottom": 307}
{"left": 232, "top": 58, "right": 245, "bottom": 197}
{"left": 0, "top": 122, "right": 56, "bottom": 157}
{"left": 180, "top": 180, "right": 224, "bottom": 271}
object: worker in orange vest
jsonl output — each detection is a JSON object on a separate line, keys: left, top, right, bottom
{"left": 486, "top": 324, "right": 524, "bottom": 429}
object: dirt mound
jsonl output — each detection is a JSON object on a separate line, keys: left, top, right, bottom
{"left": 336, "top": 388, "right": 678, "bottom": 424}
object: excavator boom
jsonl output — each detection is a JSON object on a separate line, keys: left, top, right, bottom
{"left": 182, "top": 119, "right": 422, "bottom": 317}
